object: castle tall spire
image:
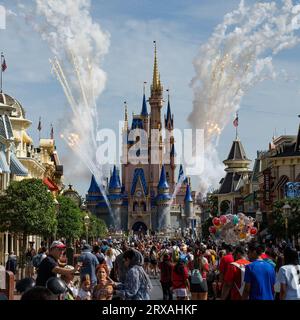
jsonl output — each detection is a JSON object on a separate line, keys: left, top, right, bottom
{"left": 151, "top": 41, "right": 162, "bottom": 93}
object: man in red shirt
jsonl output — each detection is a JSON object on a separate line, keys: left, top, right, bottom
{"left": 219, "top": 244, "right": 234, "bottom": 284}
{"left": 221, "top": 246, "right": 250, "bottom": 300}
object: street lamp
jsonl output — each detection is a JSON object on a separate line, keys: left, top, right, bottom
{"left": 256, "top": 208, "right": 263, "bottom": 232}
{"left": 282, "top": 202, "right": 292, "bottom": 242}
{"left": 84, "top": 213, "right": 90, "bottom": 243}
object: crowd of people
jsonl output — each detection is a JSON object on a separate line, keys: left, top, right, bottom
{"left": 10, "top": 235, "right": 300, "bottom": 300}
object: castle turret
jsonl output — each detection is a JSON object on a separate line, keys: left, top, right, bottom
{"left": 184, "top": 182, "right": 194, "bottom": 229}
{"left": 164, "top": 91, "right": 175, "bottom": 193}
{"left": 108, "top": 165, "right": 123, "bottom": 229}
{"left": 156, "top": 165, "right": 171, "bottom": 232}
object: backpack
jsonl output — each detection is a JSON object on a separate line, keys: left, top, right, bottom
{"left": 190, "top": 269, "right": 203, "bottom": 285}
{"left": 32, "top": 253, "right": 42, "bottom": 268}
{"left": 230, "top": 262, "right": 246, "bottom": 296}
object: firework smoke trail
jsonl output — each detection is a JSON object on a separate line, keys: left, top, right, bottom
{"left": 189, "top": 0, "right": 300, "bottom": 195}
{"left": 19, "top": 0, "right": 112, "bottom": 213}
{"left": 169, "top": 174, "right": 186, "bottom": 206}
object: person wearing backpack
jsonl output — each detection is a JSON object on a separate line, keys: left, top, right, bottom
{"left": 32, "top": 247, "right": 47, "bottom": 272}
{"left": 221, "top": 245, "right": 250, "bottom": 300}
{"left": 190, "top": 249, "right": 209, "bottom": 300}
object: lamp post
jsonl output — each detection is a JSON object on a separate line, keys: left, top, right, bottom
{"left": 84, "top": 213, "right": 90, "bottom": 243}
{"left": 282, "top": 202, "right": 291, "bottom": 242}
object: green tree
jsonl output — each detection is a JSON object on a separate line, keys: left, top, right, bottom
{"left": 0, "top": 179, "right": 57, "bottom": 276}
{"left": 81, "top": 213, "right": 108, "bottom": 241}
{"left": 269, "top": 198, "right": 300, "bottom": 240}
{"left": 57, "top": 195, "right": 83, "bottom": 243}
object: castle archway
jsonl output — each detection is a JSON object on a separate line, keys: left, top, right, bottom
{"left": 132, "top": 221, "right": 148, "bottom": 234}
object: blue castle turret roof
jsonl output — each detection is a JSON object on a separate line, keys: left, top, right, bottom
{"left": 158, "top": 165, "right": 169, "bottom": 190}
{"left": 109, "top": 165, "right": 121, "bottom": 190}
{"left": 165, "top": 98, "right": 173, "bottom": 128}
{"left": 141, "top": 93, "right": 148, "bottom": 116}
{"left": 88, "top": 175, "right": 101, "bottom": 193}
{"left": 184, "top": 183, "right": 193, "bottom": 202}
{"left": 131, "top": 118, "right": 143, "bottom": 130}
{"left": 178, "top": 164, "right": 188, "bottom": 183}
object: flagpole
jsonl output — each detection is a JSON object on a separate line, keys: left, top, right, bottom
{"left": 0, "top": 52, "right": 3, "bottom": 93}
{"left": 235, "top": 111, "right": 238, "bottom": 140}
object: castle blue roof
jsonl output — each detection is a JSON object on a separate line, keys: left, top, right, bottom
{"left": 158, "top": 165, "right": 169, "bottom": 189}
{"left": 131, "top": 168, "right": 148, "bottom": 195}
{"left": 108, "top": 193, "right": 123, "bottom": 201}
{"left": 165, "top": 99, "right": 173, "bottom": 127}
{"left": 184, "top": 184, "right": 193, "bottom": 202}
{"left": 88, "top": 175, "right": 101, "bottom": 193}
{"left": 131, "top": 118, "right": 143, "bottom": 130}
{"left": 86, "top": 195, "right": 105, "bottom": 202}
{"left": 109, "top": 166, "right": 121, "bottom": 190}
{"left": 141, "top": 94, "right": 148, "bottom": 116}
{"left": 178, "top": 164, "right": 188, "bottom": 183}
{"left": 156, "top": 193, "right": 172, "bottom": 202}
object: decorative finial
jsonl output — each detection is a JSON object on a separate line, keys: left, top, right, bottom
{"left": 166, "top": 88, "right": 170, "bottom": 101}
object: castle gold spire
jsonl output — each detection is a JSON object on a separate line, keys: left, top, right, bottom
{"left": 151, "top": 41, "right": 162, "bottom": 93}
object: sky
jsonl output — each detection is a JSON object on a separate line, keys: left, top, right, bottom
{"left": 1, "top": 0, "right": 300, "bottom": 196}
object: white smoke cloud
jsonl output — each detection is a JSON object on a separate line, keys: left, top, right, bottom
{"left": 17, "top": 0, "right": 112, "bottom": 211}
{"left": 189, "top": 0, "right": 300, "bottom": 195}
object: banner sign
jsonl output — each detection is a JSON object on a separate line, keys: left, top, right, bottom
{"left": 285, "top": 182, "right": 300, "bottom": 198}
{"left": 263, "top": 169, "right": 272, "bottom": 205}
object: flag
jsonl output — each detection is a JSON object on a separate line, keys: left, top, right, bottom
{"left": 233, "top": 114, "right": 239, "bottom": 127}
{"left": 1, "top": 54, "right": 7, "bottom": 72}
{"left": 37, "top": 117, "right": 42, "bottom": 131}
{"left": 50, "top": 124, "right": 54, "bottom": 139}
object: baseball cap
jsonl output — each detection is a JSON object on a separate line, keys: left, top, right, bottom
{"left": 50, "top": 241, "right": 66, "bottom": 249}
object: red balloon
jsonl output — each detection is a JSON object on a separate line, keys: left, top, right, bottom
{"left": 209, "top": 226, "right": 217, "bottom": 234}
{"left": 250, "top": 227, "right": 257, "bottom": 235}
{"left": 220, "top": 215, "right": 227, "bottom": 225}
{"left": 212, "top": 217, "right": 221, "bottom": 227}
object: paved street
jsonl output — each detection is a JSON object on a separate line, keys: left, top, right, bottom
{"left": 150, "top": 277, "right": 163, "bottom": 300}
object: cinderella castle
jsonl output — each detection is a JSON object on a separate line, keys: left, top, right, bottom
{"left": 86, "top": 45, "right": 201, "bottom": 234}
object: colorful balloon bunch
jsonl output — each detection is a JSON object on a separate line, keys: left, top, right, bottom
{"left": 208, "top": 212, "right": 258, "bottom": 245}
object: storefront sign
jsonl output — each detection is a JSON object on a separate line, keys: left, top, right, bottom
{"left": 263, "top": 169, "right": 272, "bottom": 205}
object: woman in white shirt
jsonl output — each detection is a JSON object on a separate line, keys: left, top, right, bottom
{"left": 277, "top": 247, "right": 300, "bottom": 300}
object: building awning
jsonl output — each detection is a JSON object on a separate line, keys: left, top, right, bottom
{"left": 0, "top": 149, "right": 10, "bottom": 173}
{"left": 10, "top": 152, "right": 28, "bottom": 176}
{"left": 43, "top": 177, "right": 59, "bottom": 191}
